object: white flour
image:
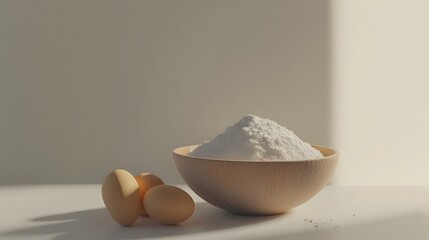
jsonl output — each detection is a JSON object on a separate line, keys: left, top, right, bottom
{"left": 190, "top": 114, "right": 323, "bottom": 161}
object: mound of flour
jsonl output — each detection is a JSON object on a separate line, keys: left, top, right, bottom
{"left": 190, "top": 114, "right": 323, "bottom": 161}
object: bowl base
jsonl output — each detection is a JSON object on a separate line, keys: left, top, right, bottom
{"left": 226, "top": 210, "right": 287, "bottom": 216}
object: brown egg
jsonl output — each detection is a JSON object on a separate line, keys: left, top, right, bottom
{"left": 101, "top": 169, "right": 142, "bottom": 226}
{"left": 144, "top": 185, "right": 195, "bottom": 225}
{"left": 135, "top": 173, "right": 164, "bottom": 216}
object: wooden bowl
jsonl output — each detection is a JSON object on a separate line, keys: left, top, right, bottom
{"left": 173, "top": 145, "right": 339, "bottom": 216}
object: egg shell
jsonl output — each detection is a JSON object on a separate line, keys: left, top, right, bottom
{"left": 135, "top": 173, "right": 164, "bottom": 216}
{"left": 144, "top": 185, "right": 195, "bottom": 225}
{"left": 101, "top": 169, "right": 142, "bottom": 226}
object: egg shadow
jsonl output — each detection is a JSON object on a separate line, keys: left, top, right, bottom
{"left": 1, "top": 202, "right": 283, "bottom": 239}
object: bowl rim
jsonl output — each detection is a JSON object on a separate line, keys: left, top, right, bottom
{"left": 173, "top": 144, "right": 339, "bottom": 163}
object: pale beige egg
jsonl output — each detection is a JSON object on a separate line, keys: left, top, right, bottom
{"left": 144, "top": 185, "right": 195, "bottom": 225}
{"left": 101, "top": 169, "right": 142, "bottom": 226}
{"left": 135, "top": 173, "right": 164, "bottom": 216}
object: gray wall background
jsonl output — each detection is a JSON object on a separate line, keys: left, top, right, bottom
{"left": 0, "top": 0, "right": 330, "bottom": 184}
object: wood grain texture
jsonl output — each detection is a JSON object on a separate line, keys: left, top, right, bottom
{"left": 173, "top": 145, "right": 338, "bottom": 216}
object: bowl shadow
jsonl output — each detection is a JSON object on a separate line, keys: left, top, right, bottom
{"left": 1, "top": 202, "right": 282, "bottom": 240}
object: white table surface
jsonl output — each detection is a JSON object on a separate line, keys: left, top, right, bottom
{"left": 1, "top": 185, "right": 428, "bottom": 240}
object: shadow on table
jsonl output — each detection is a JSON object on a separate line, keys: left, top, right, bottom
{"left": 4, "top": 203, "right": 429, "bottom": 240}
{"left": 241, "top": 212, "right": 429, "bottom": 240}
{"left": 1, "top": 202, "right": 282, "bottom": 240}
